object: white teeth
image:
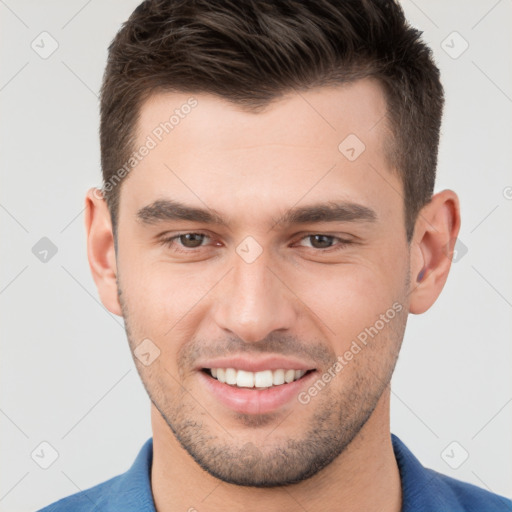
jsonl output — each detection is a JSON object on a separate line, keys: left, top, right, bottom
{"left": 284, "top": 369, "right": 295, "bottom": 383}
{"left": 208, "top": 367, "right": 309, "bottom": 388}
{"left": 254, "top": 370, "right": 273, "bottom": 388}
{"left": 225, "top": 368, "right": 237, "bottom": 385}
{"left": 216, "top": 368, "right": 226, "bottom": 383}
{"left": 272, "top": 369, "right": 285, "bottom": 385}
{"left": 236, "top": 370, "right": 254, "bottom": 388}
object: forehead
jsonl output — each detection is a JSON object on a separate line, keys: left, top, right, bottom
{"left": 137, "top": 79, "right": 389, "bottom": 154}
{"left": 120, "top": 79, "right": 401, "bottom": 232}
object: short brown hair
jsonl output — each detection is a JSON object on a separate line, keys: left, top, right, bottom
{"left": 100, "top": 0, "right": 444, "bottom": 241}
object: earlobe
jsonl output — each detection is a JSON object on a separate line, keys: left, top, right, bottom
{"left": 84, "top": 187, "right": 122, "bottom": 316}
{"left": 408, "top": 189, "right": 461, "bottom": 314}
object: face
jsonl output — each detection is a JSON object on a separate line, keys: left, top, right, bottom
{"left": 114, "top": 80, "right": 412, "bottom": 486}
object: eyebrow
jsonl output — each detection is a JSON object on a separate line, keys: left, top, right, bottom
{"left": 136, "top": 198, "right": 377, "bottom": 229}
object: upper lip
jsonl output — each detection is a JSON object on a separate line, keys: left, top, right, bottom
{"left": 197, "top": 355, "right": 316, "bottom": 373}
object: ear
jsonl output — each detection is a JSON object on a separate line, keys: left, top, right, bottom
{"left": 84, "top": 187, "right": 122, "bottom": 316}
{"left": 408, "top": 189, "right": 461, "bottom": 314}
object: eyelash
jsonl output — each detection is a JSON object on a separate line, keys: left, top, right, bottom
{"left": 159, "top": 232, "right": 352, "bottom": 254}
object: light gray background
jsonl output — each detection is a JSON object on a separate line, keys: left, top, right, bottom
{"left": 1, "top": 1, "right": 511, "bottom": 510}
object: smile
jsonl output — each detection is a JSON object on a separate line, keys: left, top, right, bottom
{"left": 205, "top": 368, "right": 311, "bottom": 389}
{"left": 199, "top": 365, "right": 318, "bottom": 415}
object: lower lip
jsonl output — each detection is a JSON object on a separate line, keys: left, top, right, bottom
{"left": 199, "top": 370, "right": 317, "bottom": 415}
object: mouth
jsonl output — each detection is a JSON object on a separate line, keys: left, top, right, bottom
{"left": 198, "top": 361, "right": 318, "bottom": 415}
{"left": 202, "top": 367, "right": 314, "bottom": 389}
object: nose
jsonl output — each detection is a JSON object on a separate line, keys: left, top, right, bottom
{"left": 212, "top": 249, "right": 298, "bottom": 343}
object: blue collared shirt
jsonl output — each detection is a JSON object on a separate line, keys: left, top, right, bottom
{"left": 36, "top": 434, "right": 512, "bottom": 511}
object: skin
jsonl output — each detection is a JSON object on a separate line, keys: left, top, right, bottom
{"left": 85, "top": 78, "right": 460, "bottom": 512}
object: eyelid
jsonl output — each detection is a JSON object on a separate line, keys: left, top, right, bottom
{"left": 159, "top": 231, "right": 212, "bottom": 249}
{"left": 159, "top": 231, "right": 354, "bottom": 253}
{"left": 293, "top": 234, "right": 352, "bottom": 248}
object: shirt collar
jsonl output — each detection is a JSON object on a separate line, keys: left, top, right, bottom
{"left": 391, "top": 433, "right": 458, "bottom": 511}
{"left": 105, "top": 437, "right": 156, "bottom": 511}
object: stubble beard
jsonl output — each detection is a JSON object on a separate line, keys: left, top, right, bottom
{"left": 117, "top": 276, "right": 408, "bottom": 487}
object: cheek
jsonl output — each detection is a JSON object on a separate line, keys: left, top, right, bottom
{"left": 298, "top": 258, "right": 407, "bottom": 351}
{"left": 120, "top": 253, "right": 210, "bottom": 324}
{"left": 118, "top": 259, "right": 220, "bottom": 370}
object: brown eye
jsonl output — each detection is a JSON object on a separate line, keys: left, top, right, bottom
{"left": 160, "top": 232, "right": 211, "bottom": 252}
{"left": 295, "top": 234, "right": 352, "bottom": 252}
{"left": 308, "top": 234, "right": 336, "bottom": 249}
{"left": 177, "top": 233, "right": 206, "bottom": 248}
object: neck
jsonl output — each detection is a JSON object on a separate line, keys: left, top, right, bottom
{"left": 150, "top": 387, "right": 401, "bottom": 512}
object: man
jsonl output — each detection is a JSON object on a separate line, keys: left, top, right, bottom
{"left": 37, "top": 0, "right": 511, "bottom": 511}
